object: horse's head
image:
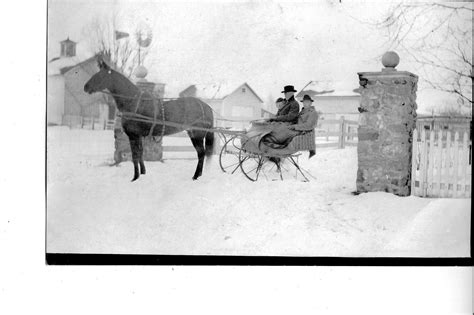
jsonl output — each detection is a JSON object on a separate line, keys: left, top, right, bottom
{"left": 84, "top": 59, "right": 116, "bottom": 94}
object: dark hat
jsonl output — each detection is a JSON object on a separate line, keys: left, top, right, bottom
{"left": 275, "top": 97, "right": 285, "bottom": 103}
{"left": 281, "top": 85, "right": 297, "bottom": 93}
{"left": 301, "top": 94, "right": 314, "bottom": 102}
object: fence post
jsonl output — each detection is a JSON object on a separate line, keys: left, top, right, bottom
{"left": 339, "top": 116, "right": 345, "bottom": 149}
{"left": 419, "top": 129, "right": 428, "bottom": 197}
{"left": 435, "top": 129, "right": 443, "bottom": 197}
{"left": 427, "top": 130, "right": 435, "bottom": 196}
{"left": 443, "top": 131, "right": 452, "bottom": 197}
{"left": 411, "top": 129, "right": 418, "bottom": 196}
{"left": 453, "top": 132, "right": 460, "bottom": 198}
{"left": 467, "top": 132, "right": 472, "bottom": 198}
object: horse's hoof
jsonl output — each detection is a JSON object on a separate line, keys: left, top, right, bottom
{"left": 192, "top": 177, "right": 198, "bottom": 181}
{"left": 131, "top": 176, "right": 139, "bottom": 182}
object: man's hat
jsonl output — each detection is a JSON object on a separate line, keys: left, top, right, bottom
{"left": 281, "top": 85, "right": 297, "bottom": 93}
{"left": 301, "top": 94, "right": 314, "bottom": 102}
{"left": 275, "top": 97, "right": 285, "bottom": 103}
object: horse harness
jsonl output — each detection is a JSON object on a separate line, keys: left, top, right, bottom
{"left": 188, "top": 100, "right": 208, "bottom": 138}
{"left": 131, "top": 91, "right": 210, "bottom": 140}
{"left": 131, "top": 90, "right": 166, "bottom": 138}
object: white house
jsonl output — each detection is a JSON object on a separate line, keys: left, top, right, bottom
{"left": 179, "top": 82, "right": 264, "bottom": 130}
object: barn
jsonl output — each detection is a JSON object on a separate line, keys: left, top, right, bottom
{"left": 47, "top": 38, "right": 110, "bottom": 127}
{"left": 179, "top": 82, "right": 264, "bottom": 130}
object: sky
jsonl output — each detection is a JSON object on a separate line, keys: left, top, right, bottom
{"left": 48, "top": 0, "right": 472, "bottom": 113}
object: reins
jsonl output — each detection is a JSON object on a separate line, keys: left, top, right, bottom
{"left": 100, "top": 90, "right": 259, "bottom": 123}
{"left": 99, "top": 90, "right": 306, "bottom": 139}
{"left": 119, "top": 111, "right": 243, "bottom": 136}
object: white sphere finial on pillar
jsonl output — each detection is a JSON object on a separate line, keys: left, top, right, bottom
{"left": 382, "top": 51, "right": 400, "bottom": 71}
{"left": 134, "top": 65, "right": 148, "bottom": 82}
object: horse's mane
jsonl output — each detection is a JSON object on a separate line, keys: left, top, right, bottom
{"left": 111, "top": 69, "right": 139, "bottom": 95}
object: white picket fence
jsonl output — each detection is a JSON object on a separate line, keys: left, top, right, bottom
{"left": 411, "top": 129, "right": 471, "bottom": 198}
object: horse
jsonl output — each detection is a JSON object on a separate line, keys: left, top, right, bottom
{"left": 84, "top": 59, "right": 215, "bottom": 181}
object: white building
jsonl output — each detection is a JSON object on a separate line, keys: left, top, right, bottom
{"left": 297, "top": 81, "right": 360, "bottom": 132}
{"left": 179, "top": 82, "right": 264, "bottom": 130}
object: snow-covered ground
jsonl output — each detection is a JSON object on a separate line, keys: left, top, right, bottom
{"left": 46, "top": 127, "right": 470, "bottom": 256}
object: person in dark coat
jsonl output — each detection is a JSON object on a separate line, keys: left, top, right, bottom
{"left": 268, "top": 85, "right": 300, "bottom": 124}
{"left": 274, "top": 97, "right": 286, "bottom": 112}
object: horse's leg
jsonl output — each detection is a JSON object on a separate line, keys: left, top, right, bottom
{"left": 190, "top": 136, "right": 205, "bottom": 180}
{"left": 128, "top": 135, "right": 140, "bottom": 181}
{"left": 138, "top": 137, "right": 146, "bottom": 175}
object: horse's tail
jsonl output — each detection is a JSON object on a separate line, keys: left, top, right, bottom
{"left": 205, "top": 130, "right": 215, "bottom": 158}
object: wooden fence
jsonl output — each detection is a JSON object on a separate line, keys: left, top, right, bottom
{"left": 411, "top": 128, "right": 471, "bottom": 198}
{"left": 162, "top": 116, "right": 359, "bottom": 159}
{"left": 62, "top": 115, "right": 115, "bottom": 130}
{"left": 315, "top": 116, "right": 359, "bottom": 149}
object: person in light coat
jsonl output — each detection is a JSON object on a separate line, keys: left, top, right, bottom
{"left": 288, "top": 94, "right": 319, "bottom": 158}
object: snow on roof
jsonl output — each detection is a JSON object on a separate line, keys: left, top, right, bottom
{"left": 193, "top": 83, "right": 236, "bottom": 99}
{"left": 48, "top": 41, "right": 93, "bottom": 76}
{"left": 297, "top": 80, "right": 359, "bottom": 98}
{"left": 48, "top": 56, "right": 83, "bottom": 75}
{"left": 48, "top": 51, "right": 95, "bottom": 76}
{"left": 313, "top": 90, "right": 360, "bottom": 97}
{"left": 178, "top": 82, "right": 263, "bottom": 102}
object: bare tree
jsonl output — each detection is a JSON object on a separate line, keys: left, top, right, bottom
{"left": 82, "top": 13, "right": 152, "bottom": 78}
{"left": 376, "top": 2, "right": 473, "bottom": 107}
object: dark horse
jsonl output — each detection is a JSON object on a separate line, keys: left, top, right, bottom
{"left": 84, "top": 59, "right": 214, "bottom": 181}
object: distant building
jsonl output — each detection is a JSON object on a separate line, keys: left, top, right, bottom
{"left": 47, "top": 38, "right": 110, "bottom": 127}
{"left": 297, "top": 83, "right": 360, "bottom": 132}
{"left": 261, "top": 108, "right": 275, "bottom": 119}
{"left": 179, "top": 82, "right": 264, "bottom": 129}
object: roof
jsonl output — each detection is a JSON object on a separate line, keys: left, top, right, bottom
{"left": 48, "top": 54, "right": 107, "bottom": 76}
{"left": 240, "top": 83, "right": 264, "bottom": 103}
{"left": 48, "top": 37, "right": 97, "bottom": 75}
{"left": 316, "top": 102, "right": 359, "bottom": 114}
{"left": 297, "top": 80, "right": 360, "bottom": 99}
{"left": 180, "top": 82, "right": 264, "bottom": 102}
{"left": 59, "top": 56, "right": 99, "bottom": 74}
{"left": 48, "top": 55, "right": 85, "bottom": 75}
{"left": 191, "top": 83, "right": 235, "bottom": 99}
{"left": 60, "top": 37, "right": 76, "bottom": 44}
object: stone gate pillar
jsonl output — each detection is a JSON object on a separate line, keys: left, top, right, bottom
{"left": 113, "top": 65, "right": 164, "bottom": 164}
{"left": 355, "top": 51, "right": 418, "bottom": 196}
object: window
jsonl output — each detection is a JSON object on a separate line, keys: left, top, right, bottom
{"left": 242, "top": 88, "right": 246, "bottom": 93}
